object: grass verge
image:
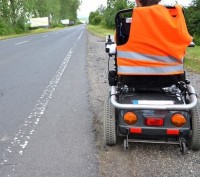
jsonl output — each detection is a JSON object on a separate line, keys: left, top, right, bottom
{"left": 185, "top": 46, "right": 200, "bottom": 73}
{"left": 0, "top": 27, "right": 65, "bottom": 40}
{"left": 87, "top": 25, "right": 115, "bottom": 38}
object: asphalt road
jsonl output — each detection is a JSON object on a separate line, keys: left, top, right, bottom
{"left": 0, "top": 25, "right": 98, "bottom": 177}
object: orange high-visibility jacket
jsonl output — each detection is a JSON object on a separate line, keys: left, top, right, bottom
{"left": 117, "top": 5, "right": 192, "bottom": 75}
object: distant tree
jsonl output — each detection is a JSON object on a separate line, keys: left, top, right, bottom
{"left": 0, "top": 0, "right": 81, "bottom": 35}
{"left": 0, "top": 0, "right": 9, "bottom": 20}
{"left": 88, "top": 0, "right": 134, "bottom": 28}
{"left": 89, "top": 11, "right": 102, "bottom": 25}
{"left": 103, "top": 0, "right": 134, "bottom": 28}
{"left": 59, "top": 0, "right": 80, "bottom": 22}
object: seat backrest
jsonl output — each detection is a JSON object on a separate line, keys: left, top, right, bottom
{"left": 115, "top": 5, "right": 192, "bottom": 77}
{"left": 115, "top": 9, "right": 133, "bottom": 45}
{"left": 115, "top": 6, "right": 188, "bottom": 46}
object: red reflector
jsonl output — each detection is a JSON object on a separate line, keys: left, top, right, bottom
{"left": 130, "top": 128, "right": 142, "bottom": 134}
{"left": 145, "top": 118, "right": 164, "bottom": 126}
{"left": 167, "top": 129, "right": 180, "bottom": 135}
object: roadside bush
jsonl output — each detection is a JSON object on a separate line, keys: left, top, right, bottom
{"left": 76, "top": 21, "right": 83, "bottom": 25}
{"left": 50, "top": 22, "right": 64, "bottom": 28}
{"left": 185, "top": 5, "right": 200, "bottom": 46}
{"left": 14, "top": 18, "right": 28, "bottom": 34}
{"left": 103, "top": 9, "right": 116, "bottom": 29}
{"left": 100, "top": 18, "right": 106, "bottom": 27}
{"left": 194, "top": 34, "right": 200, "bottom": 45}
{"left": 0, "top": 18, "right": 12, "bottom": 35}
{"left": 92, "top": 15, "right": 102, "bottom": 25}
{"left": 89, "top": 11, "right": 103, "bottom": 25}
{"left": 101, "top": 0, "right": 134, "bottom": 29}
{"left": 14, "top": 26, "right": 24, "bottom": 34}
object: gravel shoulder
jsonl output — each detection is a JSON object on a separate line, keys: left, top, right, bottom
{"left": 86, "top": 31, "right": 200, "bottom": 177}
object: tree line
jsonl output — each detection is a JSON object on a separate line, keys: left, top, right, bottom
{"left": 185, "top": 0, "right": 200, "bottom": 45}
{"left": 0, "top": 0, "right": 80, "bottom": 35}
{"left": 89, "top": 0, "right": 200, "bottom": 45}
{"left": 89, "top": 0, "right": 134, "bottom": 28}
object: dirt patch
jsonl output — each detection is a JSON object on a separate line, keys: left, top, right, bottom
{"left": 86, "top": 31, "right": 200, "bottom": 177}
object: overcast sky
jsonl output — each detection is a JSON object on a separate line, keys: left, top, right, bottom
{"left": 77, "top": 0, "right": 192, "bottom": 18}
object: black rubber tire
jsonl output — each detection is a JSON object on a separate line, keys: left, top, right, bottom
{"left": 104, "top": 93, "right": 117, "bottom": 145}
{"left": 189, "top": 100, "right": 200, "bottom": 150}
{"left": 180, "top": 141, "right": 187, "bottom": 155}
{"left": 123, "top": 139, "right": 128, "bottom": 151}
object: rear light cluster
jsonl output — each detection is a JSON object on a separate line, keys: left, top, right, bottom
{"left": 124, "top": 112, "right": 137, "bottom": 125}
{"left": 123, "top": 112, "right": 187, "bottom": 127}
{"left": 167, "top": 129, "right": 179, "bottom": 135}
{"left": 129, "top": 128, "right": 180, "bottom": 135}
{"left": 130, "top": 128, "right": 142, "bottom": 134}
{"left": 145, "top": 118, "right": 164, "bottom": 126}
{"left": 171, "top": 113, "right": 186, "bottom": 127}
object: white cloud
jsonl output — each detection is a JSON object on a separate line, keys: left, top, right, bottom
{"left": 77, "top": 0, "right": 107, "bottom": 18}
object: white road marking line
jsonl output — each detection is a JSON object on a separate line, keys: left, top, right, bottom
{"left": 0, "top": 30, "right": 84, "bottom": 175}
{"left": 15, "top": 41, "right": 29, "bottom": 45}
{"left": 0, "top": 135, "right": 10, "bottom": 142}
{"left": 78, "top": 31, "right": 83, "bottom": 40}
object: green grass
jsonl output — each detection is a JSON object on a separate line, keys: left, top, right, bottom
{"left": 0, "top": 27, "right": 65, "bottom": 40}
{"left": 185, "top": 46, "right": 200, "bottom": 73}
{"left": 87, "top": 25, "right": 115, "bottom": 38}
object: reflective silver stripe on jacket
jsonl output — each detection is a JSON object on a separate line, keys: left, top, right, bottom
{"left": 117, "top": 51, "right": 183, "bottom": 64}
{"left": 118, "top": 65, "right": 183, "bottom": 74}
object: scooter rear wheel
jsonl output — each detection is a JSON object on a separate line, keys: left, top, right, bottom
{"left": 189, "top": 101, "right": 200, "bottom": 150}
{"left": 104, "top": 93, "right": 117, "bottom": 145}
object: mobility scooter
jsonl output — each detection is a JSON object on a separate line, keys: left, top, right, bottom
{"left": 104, "top": 5, "right": 200, "bottom": 154}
